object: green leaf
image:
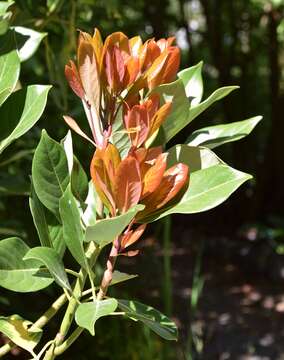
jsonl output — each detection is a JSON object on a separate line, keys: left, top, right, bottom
{"left": 32, "top": 130, "right": 70, "bottom": 219}
{"left": 29, "top": 181, "right": 52, "bottom": 248}
{"left": 0, "top": 1, "right": 14, "bottom": 16}
{"left": 0, "top": 315, "right": 42, "bottom": 355}
{"left": 0, "top": 237, "right": 53, "bottom": 292}
{"left": 0, "top": 46, "right": 20, "bottom": 107}
{"left": 110, "top": 270, "right": 138, "bottom": 286}
{"left": 178, "top": 61, "right": 203, "bottom": 105}
{"left": 151, "top": 78, "right": 190, "bottom": 144}
{"left": 29, "top": 183, "right": 65, "bottom": 256}
{"left": 59, "top": 185, "right": 87, "bottom": 268}
{"left": 85, "top": 205, "right": 144, "bottom": 247}
{"left": 117, "top": 299, "right": 178, "bottom": 341}
{"left": 167, "top": 144, "right": 223, "bottom": 172}
{"left": 75, "top": 298, "right": 118, "bottom": 336}
{"left": 187, "top": 116, "right": 262, "bottom": 149}
{"left": 110, "top": 107, "right": 131, "bottom": 157}
{"left": 13, "top": 26, "right": 47, "bottom": 62}
{"left": 146, "top": 165, "right": 252, "bottom": 221}
{"left": 188, "top": 86, "right": 239, "bottom": 123}
{"left": 24, "top": 247, "right": 71, "bottom": 291}
{"left": 0, "top": 85, "right": 52, "bottom": 154}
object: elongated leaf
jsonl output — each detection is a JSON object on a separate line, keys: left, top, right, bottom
{"left": 0, "top": 1, "right": 14, "bottom": 16}
{"left": 75, "top": 299, "right": 118, "bottom": 336}
{"left": 0, "top": 315, "right": 42, "bottom": 354}
{"left": 13, "top": 26, "right": 47, "bottom": 62}
{"left": 0, "top": 237, "right": 53, "bottom": 292}
{"left": 85, "top": 205, "right": 144, "bottom": 247}
{"left": 118, "top": 299, "right": 178, "bottom": 341}
{"left": 178, "top": 61, "right": 203, "bottom": 105}
{"left": 111, "top": 270, "right": 137, "bottom": 286}
{"left": 24, "top": 247, "right": 71, "bottom": 291}
{"left": 59, "top": 185, "right": 87, "bottom": 268}
{"left": 0, "top": 47, "right": 20, "bottom": 106}
{"left": 110, "top": 107, "right": 131, "bottom": 157}
{"left": 29, "top": 183, "right": 65, "bottom": 257}
{"left": 188, "top": 86, "right": 239, "bottom": 123}
{"left": 152, "top": 79, "right": 189, "bottom": 144}
{"left": 32, "top": 130, "right": 70, "bottom": 218}
{"left": 0, "top": 85, "right": 52, "bottom": 153}
{"left": 187, "top": 116, "right": 262, "bottom": 149}
{"left": 29, "top": 181, "right": 52, "bottom": 248}
{"left": 145, "top": 165, "right": 252, "bottom": 221}
{"left": 167, "top": 144, "right": 223, "bottom": 172}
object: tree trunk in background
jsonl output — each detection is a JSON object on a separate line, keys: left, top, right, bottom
{"left": 257, "top": 5, "right": 284, "bottom": 218}
{"left": 143, "top": 0, "right": 169, "bottom": 38}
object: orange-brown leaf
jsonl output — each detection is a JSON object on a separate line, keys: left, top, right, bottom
{"left": 65, "top": 61, "right": 84, "bottom": 99}
{"left": 63, "top": 115, "right": 95, "bottom": 145}
{"left": 121, "top": 224, "right": 147, "bottom": 249}
{"left": 114, "top": 156, "right": 142, "bottom": 213}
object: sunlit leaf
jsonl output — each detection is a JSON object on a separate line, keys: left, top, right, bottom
{"left": 0, "top": 85, "right": 52, "bottom": 154}
{"left": 85, "top": 204, "right": 144, "bottom": 247}
{"left": 0, "top": 315, "right": 42, "bottom": 354}
{"left": 187, "top": 116, "right": 262, "bottom": 149}
{"left": 24, "top": 247, "right": 71, "bottom": 291}
{"left": 118, "top": 299, "right": 178, "bottom": 341}
{"left": 0, "top": 237, "right": 53, "bottom": 292}
{"left": 178, "top": 61, "right": 203, "bottom": 105}
{"left": 75, "top": 298, "right": 118, "bottom": 336}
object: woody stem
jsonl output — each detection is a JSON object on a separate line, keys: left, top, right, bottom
{"left": 97, "top": 244, "right": 118, "bottom": 300}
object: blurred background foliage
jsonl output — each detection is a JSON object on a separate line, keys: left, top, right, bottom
{"left": 1, "top": 0, "right": 284, "bottom": 359}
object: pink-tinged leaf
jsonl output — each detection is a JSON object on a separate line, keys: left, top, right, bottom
{"left": 65, "top": 61, "right": 85, "bottom": 99}
{"left": 63, "top": 115, "right": 95, "bottom": 145}
{"left": 124, "top": 105, "right": 149, "bottom": 147}
{"left": 124, "top": 57, "right": 140, "bottom": 87}
{"left": 90, "top": 150, "right": 116, "bottom": 214}
{"left": 78, "top": 38, "right": 100, "bottom": 112}
{"left": 121, "top": 224, "right": 147, "bottom": 249}
{"left": 156, "top": 37, "right": 175, "bottom": 51}
{"left": 140, "top": 39, "right": 161, "bottom": 71}
{"left": 149, "top": 102, "right": 172, "bottom": 137}
{"left": 137, "top": 163, "right": 189, "bottom": 219}
{"left": 141, "top": 153, "right": 168, "bottom": 199}
{"left": 105, "top": 45, "right": 125, "bottom": 92}
{"left": 114, "top": 156, "right": 142, "bottom": 213}
{"left": 129, "top": 36, "right": 143, "bottom": 57}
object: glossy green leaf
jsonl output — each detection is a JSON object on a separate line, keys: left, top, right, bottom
{"left": 0, "top": 237, "right": 53, "bottom": 292}
{"left": 188, "top": 86, "right": 239, "bottom": 123}
{"left": 151, "top": 78, "right": 189, "bottom": 144}
{"left": 59, "top": 185, "right": 87, "bottom": 269}
{"left": 111, "top": 270, "right": 138, "bottom": 286}
{"left": 29, "top": 181, "right": 52, "bottom": 248}
{"left": 118, "top": 299, "right": 178, "bottom": 341}
{"left": 24, "top": 247, "right": 71, "bottom": 291}
{"left": 0, "top": 315, "right": 42, "bottom": 355}
{"left": 187, "top": 116, "right": 262, "bottom": 149}
{"left": 110, "top": 107, "right": 131, "bottom": 157}
{"left": 146, "top": 165, "right": 252, "bottom": 221}
{"left": 75, "top": 298, "right": 118, "bottom": 336}
{"left": 0, "top": 45, "right": 20, "bottom": 106}
{"left": 29, "top": 182, "right": 65, "bottom": 256}
{"left": 0, "top": 85, "right": 52, "bottom": 154}
{"left": 0, "top": 1, "right": 14, "bottom": 16}
{"left": 13, "top": 26, "right": 47, "bottom": 62}
{"left": 32, "top": 130, "right": 70, "bottom": 219}
{"left": 85, "top": 205, "right": 144, "bottom": 247}
{"left": 167, "top": 144, "right": 223, "bottom": 172}
{"left": 178, "top": 61, "right": 203, "bottom": 105}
